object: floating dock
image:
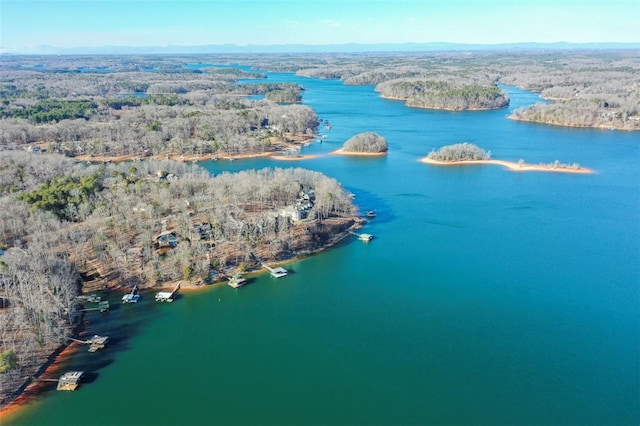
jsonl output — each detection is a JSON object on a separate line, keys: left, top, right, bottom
{"left": 87, "top": 335, "right": 109, "bottom": 352}
{"left": 349, "top": 230, "right": 373, "bottom": 242}
{"left": 262, "top": 263, "right": 288, "bottom": 278}
{"left": 156, "top": 282, "right": 180, "bottom": 302}
{"left": 56, "top": 371, "right": 84, "bottom": 391}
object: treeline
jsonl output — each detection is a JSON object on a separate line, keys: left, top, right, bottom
{"left": 342, "top": 132, "right": 388, "bottom": 153}
{"left": 0, "top": 99, "right": 318, "bottom": 158}
{"left": 3, "top": 51, "right": 637, "bottom": 133}
{"left": 0, "top": 151, "right": 356, "bottom": 401}
{"left": 0, "top": 99, "right": 97, "bottom": 123}
{"left": 427, "top": 143, "right": 491, "bottom": 161}
{"left": 233, "top": 82, "right": 304, "bottom": 103}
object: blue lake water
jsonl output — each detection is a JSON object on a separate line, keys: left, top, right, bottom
{"left": 5, "top": 68, "right": 639, "bottom": 426}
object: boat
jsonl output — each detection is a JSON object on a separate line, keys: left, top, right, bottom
{"left": 228, "top": 274, "right": 247, "bottom": 288}
{"left": 366, "top": 210, "right": 376, "bottom": 218}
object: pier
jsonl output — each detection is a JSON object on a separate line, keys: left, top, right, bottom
{"left": 38, "top": 371, "right": 85, "bottom": 391}
{"left": 68, "top": 335, "right": 109, "bottom": 352}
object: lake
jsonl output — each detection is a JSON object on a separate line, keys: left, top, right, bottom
{"left": 5, "top": 68, "right": 639, "bottom": 426}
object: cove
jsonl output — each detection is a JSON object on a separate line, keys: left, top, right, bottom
{"left": 5, "top": 69, "right": 639, "bottom": 426}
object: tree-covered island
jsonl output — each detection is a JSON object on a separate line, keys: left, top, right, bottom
{"left": 333, "top": 132, "right": 389, "bottom": 156}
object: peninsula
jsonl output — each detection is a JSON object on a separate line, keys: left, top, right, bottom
{"left": 421, "top": 157, "right": 593, "bottom": 174}
{"left": 0, "top": 151, "right": 361, "bottom": 411}
{"left": 422, "top": 143, "right": 592, "bottom": 174}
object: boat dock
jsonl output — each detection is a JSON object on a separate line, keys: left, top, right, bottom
{"left": 262, "top": 263, "right": 288, "bottom": 278}
{"left": 81, "top": 300, "right": 110, "bottom": 312}
{"left": 156, "top": 282, "right": 181, "bottom": 302}
{"left": 56, "top": 371, "right": 84, "bottom": 391}
{"left": 349, "top": 230, "right": 374, "bottom": 242}
{"left": 122, "top": 285, "right": 140, "bottom": 303}
{"left": 68, "top": 335, "right": 109, "bottom": 352}
{"left": 228, "top": 274, "right": 247, "bottom": 288}
{"left": 77, "top": 294, "right": 101, "bottom": 303}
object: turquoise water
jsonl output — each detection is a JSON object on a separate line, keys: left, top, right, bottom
{"left": 6, "top": 70, "right": 639, "bottom": 426}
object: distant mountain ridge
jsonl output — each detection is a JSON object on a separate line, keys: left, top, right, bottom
{"left": 4, "top": 42, "right": 639, "bottom": 55}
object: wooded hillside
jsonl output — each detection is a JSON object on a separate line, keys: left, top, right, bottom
{"left": 0, "top": 150, "right": 357, "bottom": 405}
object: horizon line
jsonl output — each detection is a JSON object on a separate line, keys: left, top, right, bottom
{"left": 3, "top": 41, "right": 639, "bottom": 55}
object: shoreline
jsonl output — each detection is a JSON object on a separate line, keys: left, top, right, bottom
{"left": 0, "top": 216, "right": 364, "bottom": 417}
{"left": 72, "top": 134, "right": 318, "bottom": 164}
{"left": 506, "top": 115, "right": 638, "bottom": 132}
{"left": 0, "top": 339, "right": 80, "bottom": 420}
{"left": 270, "top": 154, "right": 319, "bottom": 161}
{"left": 420, "top": 157, "right": 593, "bottom": 174}
{"left": 331, "top": 148, "right": 388, "bottom": 157}
{"left": 378, "top": 94, "right": 504, "bottom": 111}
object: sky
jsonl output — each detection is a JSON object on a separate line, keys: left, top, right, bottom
{"left": 1, "top": 0, "right": 639, "bottom": 53}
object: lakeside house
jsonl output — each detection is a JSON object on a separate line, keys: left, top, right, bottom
{"left": 279, "top": 189, "right": 316, "bottom": 221}
{"left": 154, "top": 231, "right": 178, "bottom": 249}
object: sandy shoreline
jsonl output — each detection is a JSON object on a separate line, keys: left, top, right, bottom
{"left": 72, "top": 134, "right": 319, "bottom": 164}
{"left": 270, "top": 154, "right": 318, "bottom": 161}
{"left": 331, "top": 148, "right": 388, "bottom": 157}
{"left": 420, "top": 157, "right": 593, "bottom": 174}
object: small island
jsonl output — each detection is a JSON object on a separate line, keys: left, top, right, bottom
{"left": 422, "top": 142, "right": 592, "bottom": 174}
{"left": 332, "top": 132, "right": 388, "bottom": 156}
